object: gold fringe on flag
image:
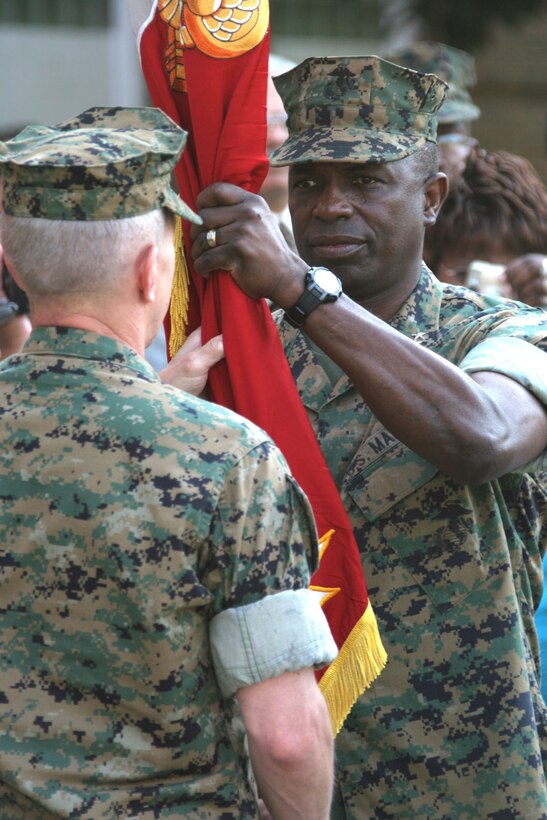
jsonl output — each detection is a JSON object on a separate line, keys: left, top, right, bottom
{"left": 319, "top": 604, "right": 388, "bottom": 737}
{"left": 169, "top": 215, "right": 190, "bottom": 358}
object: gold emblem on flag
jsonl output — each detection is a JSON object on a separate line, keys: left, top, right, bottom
{"left": 159, "top": 0, "right": 268, "bottom": 91}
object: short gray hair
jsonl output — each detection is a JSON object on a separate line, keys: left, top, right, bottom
{"left": 0, "top": 208, "right": 171, "bottom": 295}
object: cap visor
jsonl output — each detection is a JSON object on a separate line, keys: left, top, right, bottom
{"left": 438, "top": 100, "right": 481, "bottom": 124}
{"left": 163, "top": 187, "right": 202, "bottom": 225}
{"left": 270, "top": 126, "right": 428, "bottom": 166}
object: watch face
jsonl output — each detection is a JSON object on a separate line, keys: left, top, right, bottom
{"left": 313, "top": 267, "right": 341, "bottom": 295}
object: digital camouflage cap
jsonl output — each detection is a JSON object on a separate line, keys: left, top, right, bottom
{"left": 0, "top": 106, "right": 201, "bottom": 223}
{"left": 384, "top": 41, "right": 481, "bottom": 125}
{"left": 270, "top": 55, "right": 448, "bottom": 167}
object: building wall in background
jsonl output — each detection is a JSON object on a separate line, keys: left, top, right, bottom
{"left": 473, "top": 9, "right": 547, "bottom": 183}
{"left": 0, "top": 0, "right": 146, "bottom": 137}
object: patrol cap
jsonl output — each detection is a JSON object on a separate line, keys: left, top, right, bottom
{"left": 0, "top": 106, "right": 201, "bottom": 223}
{"left": 270, "top": 55, "right": 448, "bottom": 167}
{"left": 384, "top": 41, "right": 481, "bottom": 124}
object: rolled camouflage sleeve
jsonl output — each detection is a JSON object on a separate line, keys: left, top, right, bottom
{"left": 459, "top": 336, "right": 547, "bottom": 406}
{"left": 460, "top": 336, "right": 547, "bottom": 471}
{"left": 209, "top": 588, "right": 338, "bottom": 697}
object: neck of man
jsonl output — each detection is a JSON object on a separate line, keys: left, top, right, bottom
{"left": 29, "top": 296, "right": 147, "bottom": 357}
{"left": 346, "top": 268, "right": 423, "bottom": 323}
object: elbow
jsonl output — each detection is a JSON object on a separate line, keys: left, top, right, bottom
{"left": 249, "top": 715, "right": 331, "bottom": 770}
{"left": 246, "top": 694, "right": 334, "bottom": 778}
{"left": 435, "top": 428, "right": 512, "bottom": 486}
{"left": 257, "top": 735, "right": 309, "bottom": 773}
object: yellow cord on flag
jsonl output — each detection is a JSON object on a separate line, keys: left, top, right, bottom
{"left": 319, "top": 603, "right": 387, "bottom": 737}
{"left": 169, "top": 216, "right": 190, "bottom": 358}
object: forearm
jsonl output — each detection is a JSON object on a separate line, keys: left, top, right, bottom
{"left": 301, "top": 295, "right": 546, "bottom": 481}
{"left": 237, "top": 669, "right": 334, "bottom": 820}
{"left": 248, "top": 732, "right": 333, "bottom": 820}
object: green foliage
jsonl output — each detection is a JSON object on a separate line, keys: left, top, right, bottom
{"left": 405, "top": 0, "right": 547, "bottom": 49}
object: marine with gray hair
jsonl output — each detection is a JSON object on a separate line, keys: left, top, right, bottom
{"left": 0, "top": 105, "right": 337, "bottom": 818}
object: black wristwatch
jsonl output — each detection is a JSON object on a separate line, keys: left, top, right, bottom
{"left": 284, "top": 267, "right": 342, "bottom": 328}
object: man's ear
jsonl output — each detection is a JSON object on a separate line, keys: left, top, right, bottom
{"left": 423, "top": 173, "right": 449, "bottom": 227}
{"left": 135, "top": 244, "right": 159, "bottom": 304}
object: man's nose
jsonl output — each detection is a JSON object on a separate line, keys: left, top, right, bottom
{"left": 311, "top": 182, "right": 353, "bottom": 220}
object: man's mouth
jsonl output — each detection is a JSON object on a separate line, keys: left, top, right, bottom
{"left": 309, "top": 235, "right": 365, "bottom": 260}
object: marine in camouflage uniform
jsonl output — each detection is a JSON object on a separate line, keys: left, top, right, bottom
{"left": 383, "top": 42, "right": 481, "bottom": 192}
{"left": 191, "top": 56, "right": 547, "bottom": 817}
{"left": 383, "top": 40, "right": 481, "bottom": 127}
{"left": 273, "top": 56, "right": 547, "bottom": 819}
{"left": 275, "top": 272, "right": 547, "bottom": 818}
{"left": 0, "top": 107, "right": 337, "bottom": 818}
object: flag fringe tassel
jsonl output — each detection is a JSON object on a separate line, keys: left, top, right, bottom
{"left": 319, "top": 604, "right": 387, "bottom": 737}
{"left": 169, "top": 216, "right": 190, "bottom": 358}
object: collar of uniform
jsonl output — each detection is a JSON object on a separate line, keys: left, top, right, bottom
{"left": 389, "top": 264, "right": 445, "bottom": 339}
{"left": 20, "top": 326, "right": 159, "bottom": 382}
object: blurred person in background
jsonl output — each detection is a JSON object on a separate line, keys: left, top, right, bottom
{"left": 385, "top": 40, "right": 481, "bottom": 186}
{"left": 387, "top": 40, "right": 547, "bottom": 311}
{"left": 261, "top": 54, "right": 296, "bottom": 249}
{"left": 424, "top": 145, "right": 547, "bottom": 307}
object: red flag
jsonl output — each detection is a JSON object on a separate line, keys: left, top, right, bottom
{"left": 132, "top": 0, "right": 386, "bottom": 734}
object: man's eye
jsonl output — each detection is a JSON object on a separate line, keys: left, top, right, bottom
{"left": 292, "top": 178, "right": 316, "bottom": 190}
{"left": 353, "top": 175, "right": 377, "bottom": 186}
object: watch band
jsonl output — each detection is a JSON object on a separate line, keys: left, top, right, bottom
{"left": 284, "top": 286, "right": 323, "bottom": 328}
{"left": 284, "top": 268, "right": 342, "bottom": 328}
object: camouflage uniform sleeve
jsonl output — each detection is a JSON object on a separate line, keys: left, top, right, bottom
{"left": 459, "top": 336, "right": 547, "bottom": 405}
{"left": 201, "top": 438, "right": 319, "bottom": 614}
{"left": 202, "top": 438, "right": 337, "bottom": 695}
{"left": 460, "top": 335, "right": 547, "bottom": 472}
